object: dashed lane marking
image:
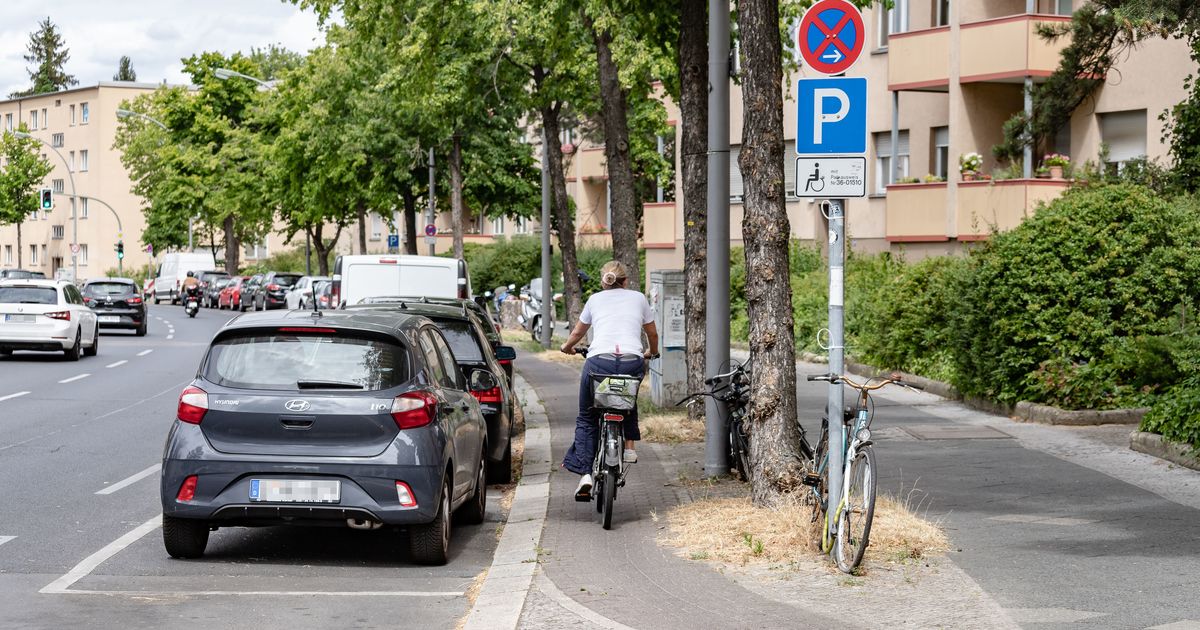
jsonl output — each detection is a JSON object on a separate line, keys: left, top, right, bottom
{"left": 166, "top": 335, "right": 174, "bottom": 340}
{"left": 106, "top": 360, "right": 128, "bottom": 369}
{"left": 95, "top": 463, "right": 161, "bottom": 495}
{"left": 137, "top": 349, "right": 153, "bottom": 357}
{"left": 0, "top": 536, "right": 15, "bottom": 547}
{"left": 0, "top": 391, "right": 30, "bottom": 402}
{"left": 58, "top": 374, "right": 90, "bottom": 384}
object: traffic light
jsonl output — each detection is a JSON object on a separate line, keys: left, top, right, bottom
{"left": 40, "top": 188, "right": 52, "bottom": 210}
{"left": 116, "top": 240, "right": 124, "bottom": 260}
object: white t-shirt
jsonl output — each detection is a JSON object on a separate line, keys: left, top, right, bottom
{"left": 579, "top": 288, "right": 653, "bottom": 356}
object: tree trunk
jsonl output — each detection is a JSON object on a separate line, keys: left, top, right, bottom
{"left": 309, "top": 224, "right": 329, "bottom": 276}
{"left": 541, "top": 105, "right": 584, "bottom": 326}
{"left": 451, "top": 134, "right": 465, "bottom": 260}
{"left": 402, "top": 188, "right": 419, "bottom": 255}
{"left": 740, "top": 0, "right": 803, "bottom": 506}
{"left": 680, "top": 0, "right": 708, "bottom": 424}
{"left": 587, "top": 13, "right": 641, "bottom": 291}
{"left": 223, "top": 214, "right": 239, "bottom": 274}
{"left": 16, "top": 221, "right": 22, "bottom": 268}
{"left": 356, "top": 199, "right": 368, "bottom": 254}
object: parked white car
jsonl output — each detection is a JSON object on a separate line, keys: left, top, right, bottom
{"left": 285, "top": 275, "right": 331, "bottom": 310}
{"left": 0, "top": 279, "right": 100, "bottom": 361}
{"left": 330, "top": 255, "right": 471, "bottom": 308}
{"left": 153, "top": 252, "right": 217, "bottom": 304}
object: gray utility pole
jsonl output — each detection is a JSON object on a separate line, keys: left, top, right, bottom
{"left": 1023, "top": 0, "right": 1035, "bottom": 178}
{"left": 82, "top": 196, "right": 124, "bottom": 275}
{"left": 825, "top": 199, "right": 846, "bottom": 544}
{"left": 704, "top": 0, "right": 731, "bottom": 478}
{"left": 428, "top": 148, "right": 436, "bottom": 256}
{"left": 540, "top": 128, "right": 552, "bottom": 349}
{"left": 16, "top": 132, "right": 77, "bottom": 282}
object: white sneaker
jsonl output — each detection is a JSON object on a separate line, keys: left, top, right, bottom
{"left": 623, "top": 449, "right": 638, "bottom": 464}
{"left": 575, "top": 474, "right": 594, "bottom": 501}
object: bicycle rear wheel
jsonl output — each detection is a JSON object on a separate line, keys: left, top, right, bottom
{"left": 835, "top": 445, "right": 877, "bottom": 574}
{"left": 731, "top": 418, "right": 752, "bottom": 482}
{"left": 600, "top": 469, "right": 617, "bottom": 529}
{"left": 810, "top": 419, "right": 829, "bottom": 550}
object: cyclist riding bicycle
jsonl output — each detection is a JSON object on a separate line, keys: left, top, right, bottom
{"left": 560, "top": 261, "right": 659, "bottom": 500}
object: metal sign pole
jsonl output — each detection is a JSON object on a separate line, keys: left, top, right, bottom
{"left": 704, "top": 0, "right": 731, "bottom": 478}
{"left": 825, "top": 199, "right": 846, "bottom": 544}
{"left": 427, "top": 148, "right": 436, "bottom": 256}
{"left": 540, "top": 127, "right": 552, "bottom": 349}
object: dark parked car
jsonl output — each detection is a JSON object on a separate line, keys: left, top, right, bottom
{"left": 204, "top": 278, "right": 231, "bottom": 309}
{"left": 82, "top": 278, "right": 147, "bottom": 336}
{"left": 239, "top": 274, "right": 264, "bottom": 312}
{"left": 197, "top": 271, "right": 230, "bottom": 308}
{"left": 159, "top": 309, "right": 490, "bottom": 565}
{"left": 351, "top": 301, "right": 517, "bottom": 483}
{"left": 0, "top": 269, "right": 46, "bottom": 280}
{"left": 250, "top": 272, "right": 302, "bottom": 311}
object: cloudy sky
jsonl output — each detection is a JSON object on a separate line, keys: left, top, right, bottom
{"left": 0, "top": 1, "right": 330, "bottom": 97}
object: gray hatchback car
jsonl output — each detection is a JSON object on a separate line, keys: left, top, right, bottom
{"left": 160, "top": 309, "right": 490, "bottom": 565}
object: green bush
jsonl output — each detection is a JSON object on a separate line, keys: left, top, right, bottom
{"left": 242, "top": 247, "right": 309, "bottom": 274}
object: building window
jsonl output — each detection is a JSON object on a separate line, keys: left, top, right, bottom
{"left": 41, "top": 108, "right": 47, "bottom": 129}
{"left": 1099, "top": 109, "right": 1147, "bottom": 175}
{"left": 30, "top": 245, "right": 38, "bottom": 265}
{"left": 69, "top": 197, "right": 75, "bottom": 218}
{"left": 3, "top": 245, "right": 10, "bottom": 264}
{"left": 80, "top": 102, "right": 89, "bottom": 124}
{"left": 873, "top": 130, "right": 910, "bottom": 193}
{"left": 52, "top": 225, "right": 64, "bottom": 240}
{"left": 80, "top": 197, "right": 88, "bottom": 219}
{"left": 936, "top": 0, "right": 950, "bottom": 26}
{"left": 878, "top": 0, "right": 909, "bottom": 48}
{"left": 80, "top": 150, "right": 88, "bottom": 172}
{"left": 79, "top": 244, "right": 88, "bottom": 265}
{"left": 933, "top": 126, "right": 949, "bottom": 180}
{"left": 69, "top": 151, "right": 75, "bottom": 171}
{"left": 782, "top": 141, "right": 801, "bottom": 200}
{"left": 51, "top": 133, "right": 64, "bottom": 148}
{"left": 70, "top": 104, "right": 76, "bottom": 125}
{"left": 729, "top": 145, "right": 744, "bottom": 203}
{"left": 243, "top": 240, "right": 269, "bottom": 259}
{"left": 493, "top": 217, "right": 505, "bottom": 235}
{"left": 370, "top": 213, "right": 383, "bottom": 240}
{"left": 41, "top": 245, "right": 47, "bottom": 265}
{"left": 52, "top": 179, "right": 64, "bottom": 193}
{"left": 4, "top": 113, "right": 11, "bottom": 131}
{"left": 31, "top": 110, "right": 38, "bottom": 129}
{"left": 1055, "top": 0, "right": 1072, "bottom": 16}
{"left": 515, "top": 216, "right": 528, "bottom": 234}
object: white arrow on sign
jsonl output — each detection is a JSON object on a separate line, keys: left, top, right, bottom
{"left": 821, "top": 48, "right": 843, "bottom": 64}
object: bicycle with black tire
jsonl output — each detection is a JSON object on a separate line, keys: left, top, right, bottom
{"left": 676, "top": 359, "right": 752, "bottom": 481}
{"left": 802, "top": 372, "right": 922, "bottom": 573}
{"left": 577, "top": 348, "right": 643, "bottom": 530}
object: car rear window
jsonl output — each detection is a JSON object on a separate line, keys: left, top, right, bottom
{"left": 0, "top": 287, "right": 58, "bottom": 304}
{"left": 433, "top": 320, "right": 484, "bottom": 363}
{"left": 274, "top": 275, "right": 301, "bottom": 287}
{"left": 85, "top": 282, "right": 134, "bottom": 296}
{"left": 204, "top": 332, "right": 409, "bottom": 391}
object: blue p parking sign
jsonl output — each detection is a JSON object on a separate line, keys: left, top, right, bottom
{"left": 796, "top": 77, "right": 867, "bottom": 155}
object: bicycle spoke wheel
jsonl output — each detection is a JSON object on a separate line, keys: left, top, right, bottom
{"left": 732, "top": 420, "right": 752, "bottom": 482}
{"left": 835, "top": 445, "right": 877, "bottom": 574}
{"left": 810, "top": 421, "right": 829, "bottom": 550}
{"left": 600, "top": 469, "right": 617, "bottom": 529}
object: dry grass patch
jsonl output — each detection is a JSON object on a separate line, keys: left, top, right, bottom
{"left": 454, "top": 568, "right": 490, "bottom": 630}
{"left": 537, "top": 351, "right": 586, "bottom": 365}
{"left": 665, "top": 494, "right": 948, "bottom": 568}
{"left": 641, "top": 412, "right": 705, "bottom": 443}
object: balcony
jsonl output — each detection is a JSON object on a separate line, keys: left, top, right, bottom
{"left": 885, "top": 183, "right": 948, "bottom": 242}
{"left": 959, "top": 14, "right": 1073, "bottom": 83}
{"left": 887, "top": 27, "right": 951, "bottom": 92}
{"left": 568, "top": 146, "right": 607, "bottom": 182}
{"left": 955, "top": 179, "right": 1072, "bottom": 239}
{"left": 642, "top": 202, "right": 676, "bottom": 248}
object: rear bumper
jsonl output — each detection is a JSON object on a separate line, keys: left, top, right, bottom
{"left": 92, "top": 310, "right": 145, "bottom": 329}
{"left": 0, "top": 339, "right": 71, "bottom": 351}
{"left": 0, "top": 323, "right": 74, "bottom": 350}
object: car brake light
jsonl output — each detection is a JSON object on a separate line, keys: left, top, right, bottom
{"left": 278, "top": 327, "right": 337, "bottom": 333}
{"left": 177, "top": 386, "right": 209, "bottom": 424}
{"left": 471, "top": 386, "right": 503, "bottom": 404}
{"left": 82, "top": 297, "right": 92, "bottom": 304}
{"left": 128, "top": 296, "right": 143, "bottom": 304}
{"left": 379, "top": 258, "right": 398, "bottom": 264}
{"left": 395, "top": 481, "right": 418, "bottom": 508}
{"left": 176, "top": 475, "right": 198, "bottom": 502}
{"left": 267, "top": 283, "right": 279, "bottom": 291}
{"left": 390, "top": 391, "right": 437, "bottom": 429}
{"left": 45, "top": 311, "right": 70, "bottom": 321}
{"left": 331, "top": 281, "right": 340, "bottom": 307}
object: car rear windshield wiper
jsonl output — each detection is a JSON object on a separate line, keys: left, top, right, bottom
{"left": 296, "top": 380, "right": 365, "bottom": 390}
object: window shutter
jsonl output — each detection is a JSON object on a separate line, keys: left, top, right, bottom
{"left": 1099, "top": 110, "right": 1146, "bottom": 163}
{"left": 729, "top": 146, "right": 744, "bottom": 200}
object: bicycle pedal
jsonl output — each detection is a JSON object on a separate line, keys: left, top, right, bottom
{"left": 801, "top": 473, "right": 821, "bottom": 487}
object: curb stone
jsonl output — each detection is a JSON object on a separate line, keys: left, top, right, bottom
{"left": 462, "top": 374, "right": 551, "bottom": 630}
{"left": 1014, "top": 401, "right": 1147, "bottom": 426}
{"left": 1130, "top": 431, "right": 1200, "bottom": 471}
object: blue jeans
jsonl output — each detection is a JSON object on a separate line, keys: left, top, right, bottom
{"left": 562, "top": 354, "right": 644, "bottom": 475}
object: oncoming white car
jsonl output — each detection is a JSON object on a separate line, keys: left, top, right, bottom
{"left": 0, "top": 279, "right": 100, "bottom": 361}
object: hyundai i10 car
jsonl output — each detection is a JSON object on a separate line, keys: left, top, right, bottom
{"left": 160, "top": 309, "right": 491, "bottom": 565}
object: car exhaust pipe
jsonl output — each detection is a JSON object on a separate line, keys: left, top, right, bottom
{"left": 346, "top": 518, "right": 382, "bottom": 530}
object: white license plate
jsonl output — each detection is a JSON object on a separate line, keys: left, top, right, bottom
{"left": 4, "top": 314, "right": 33, "bottom": 323}
{"left": 99, "top": 316, "right": 120, "bottom": 323}
{"left": 249, "top": 479, "right": 340, "bottom": 503}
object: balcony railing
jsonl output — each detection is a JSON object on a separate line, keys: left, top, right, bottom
{"left": 959, "top": 14, "right": 1073, "bottom": 83}
{"left": 569, "top": 146, "right": 607, "bottom": 182}
{"left": 885, "top": 182, "right": 949, "bottom": 242}
{"left": 887, "top": 26, "right": 951, "bottom": 92}
{"left": 956, "top": 178, "right": 1072, "bottom": 239}
{"left": 642, "top": 202, "right": 676, "bottom": 247}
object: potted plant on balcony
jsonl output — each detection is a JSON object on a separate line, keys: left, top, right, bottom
{"left": 1043, "top": 153, "right": 1070, "bottom": 179}
{"left": 922, "top": 174, "right": 946, "bottom": 183}
{"left": 1035, "top": 165, "right": 1050, "bottom": 178}
{"left": 959, "top": 152, "right": 983, "bottom": 181}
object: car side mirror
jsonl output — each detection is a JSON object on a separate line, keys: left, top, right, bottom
{"left": 493, "top": 345, "right": 517, "bottom": 361}
{"left": 469, "top": 369, "right": 498, "bottom": 392}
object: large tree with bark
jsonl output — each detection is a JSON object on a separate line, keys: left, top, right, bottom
{"left": 677, "top": 0, "right": 708, "bottom": 423}
{"left": 0, "top": 127, "right": 53, "bottom": 268}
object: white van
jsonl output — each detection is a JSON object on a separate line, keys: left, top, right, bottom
{"left": 331, "top": 255, "right": 471, "bottom": 308}
{"left": 153, "top": 252, "right": 217, "bottom": 304}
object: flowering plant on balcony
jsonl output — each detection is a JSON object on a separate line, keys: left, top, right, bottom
{"left": 922, "top": 174, "right": 946, "bottom": 183}
{"left": 579, "top": 223, "right": 609, "bottom": 234}
{"left": 959, "top": 152, "right": 983, "bottom": 174}
{"left": 1043, "top": 153, "right": 1070, "bottom": 167}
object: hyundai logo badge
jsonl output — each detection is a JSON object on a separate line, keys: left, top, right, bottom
{"left": 284, "top": 400, "right": 311, "bottom": 412}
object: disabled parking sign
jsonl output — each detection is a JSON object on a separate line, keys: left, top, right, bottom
{"left": 798, "top": 0, "right": 866, "bottom": 76}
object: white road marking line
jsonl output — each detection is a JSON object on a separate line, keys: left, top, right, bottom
{"left": 58, "top": 374, "right": 90, "bottom": 384}
{"left": 166, "top": 335, "right": 174, "bottom": 340}
{"left": 137, "top": 349, "right": 153, "bottom": 357}
{"left": 105, "top": 360, "right": 128, "bottom": 369}
{"left": 0, "top": 536, "right": 15, "bottom": 547}
{"left": 0, "top": 391, "right": 31, "bottom": 402}
{"left": 61, "top": 589, "right": 464, "bottom": 597}
{"left": 95, "top": 464, "right": 161, "bottom": 495}
{"left": 40, "top": 514, "right": 162, "bottom": 594}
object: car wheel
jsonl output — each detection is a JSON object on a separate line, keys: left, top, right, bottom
{"left": 136, "top": 322, "right": 147, "bottom": 337}
{"left": 154, "top": 295, "right": 161, "bottom": 305}
{"left": 457, "top": 449, "right": 487, "bottom": 525}
{"left": 236, "top": 297, "right": 244, "bottom": 312}
{"left": 489, "top": 438, "right": 513, "bottom": 484}
{"left": 83, "top": 326, "right": 99, "bottom": 357}
{"left": 410, "top": 477, "right": 452, "bottom": 566}
{"left": 64, "top": 329, "right": 81, "bottom": 361}
{"left": 162, "top": 516, "right": 209, "bottom": 559}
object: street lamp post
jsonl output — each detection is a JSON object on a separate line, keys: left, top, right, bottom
{"left": 15, "top": 131, "right": 78, "bottom": 282}
{"left": 81, "top": 196, "right": 124, "bottom": 275}
{"left": 214, "top": 68, "right": 275, "bottom": 90}
{"left": 116, "top": 109, "right": 168, "bottom": 131}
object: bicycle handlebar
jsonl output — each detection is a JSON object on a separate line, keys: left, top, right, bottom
{"left": 806, "top": 372, "right": 924, "bottom": 392}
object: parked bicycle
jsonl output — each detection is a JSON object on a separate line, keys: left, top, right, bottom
{"left": 676, "top": 359, "right": 752, "bottom": 481}
{"left": 802, "top": 372, "right": 922, "bottom": 573}
{"left": 577, "top": 347, "right": 642, "bottom": 530}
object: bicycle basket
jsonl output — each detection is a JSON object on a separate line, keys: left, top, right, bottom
{"left": 592, "top": 375, "right": 641, "bottom": 411}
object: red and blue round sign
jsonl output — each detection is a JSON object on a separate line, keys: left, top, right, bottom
{"left": 798, "top": 0, "right": 865, "bottom": 76}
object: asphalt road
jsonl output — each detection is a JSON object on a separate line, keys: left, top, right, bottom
{"left": 0, "top": 304, "right": 499, "bottom": 629}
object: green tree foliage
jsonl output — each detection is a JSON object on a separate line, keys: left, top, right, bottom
{"left": 1164, "top": 37, "right": 1200, "bottom": 191}
{"left": 114, "top": 55, "right": 137, "bottom": 81}
{"left": 11, "top": 17, "right": 77, "bottom": 97}
{"left": 248, "top": 44, "right": 304, "bottom": 80}
{"left": 0, "top": 127, "right": 53, "bottom": 267}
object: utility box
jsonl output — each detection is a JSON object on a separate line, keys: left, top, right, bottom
{"left": 649, "top": 269, "right": 687, "bottom": 407}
